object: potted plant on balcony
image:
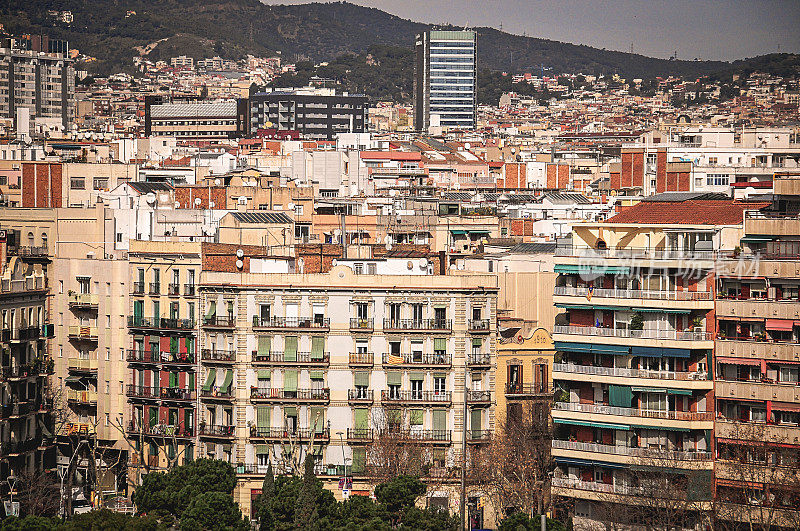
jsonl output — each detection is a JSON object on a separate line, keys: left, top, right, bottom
{"left": 629, "top": 312, "right": 644, "bottom": 332}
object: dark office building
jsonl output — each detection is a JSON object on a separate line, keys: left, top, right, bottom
{"left": 248, "top": 87, "right": 368, "bottom": 140}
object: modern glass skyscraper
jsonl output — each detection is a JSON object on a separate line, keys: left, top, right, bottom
{"left": 414, "top": 30, "right": 477, "bottom": 132}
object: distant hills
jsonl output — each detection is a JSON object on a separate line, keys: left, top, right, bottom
{"left": 3, "top": 0, "right": 798, "bottom": 99}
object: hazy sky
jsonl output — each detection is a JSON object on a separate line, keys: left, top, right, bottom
{"left": 263, "top": 0, "right": 800, "bottom": 61}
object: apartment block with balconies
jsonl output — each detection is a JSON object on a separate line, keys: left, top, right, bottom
{"left": 126, "top": 241, "right": 201, "bottom": 472}
{"left": 713, "top": 178, "right": 800, "bottom": 527}
{"left": 0, "top": 255, "right": 54, "bottom": 501}
{"left": 549, "top": 194, "right": 752, "bottom": 526}
{"left": 196, "top": 259, "right": 497, "bottom": 515}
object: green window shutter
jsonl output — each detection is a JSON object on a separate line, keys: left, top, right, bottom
{"left": 433, "top": 372, "right": 446, "bottom": 379}
{"left": 188, "top": 373, "right": 195, "bottom": 390}
{"left": 257, "top": 407, "right": 270, "bottom": 429}
{"left": 354, "top": 372, "right": 369, "bottom": 387}
{"left": 470, "top": 409, "right": 482, "bottom": 435}
{"left": 409, "top": 372, "right": 424, "bottom": 381}
{"left": 311, "top": 336, "right": 324, "bottom": 360}
{"left": 133, "top": 300, "right": 143, "bottom": 318}
{"left": 434, "top": 337, "right": 447, "bottom": 350}
{"left": 354, "top": 408, "right": 368, "bottom": 430}
{"left": 258, "top": 369, "right": 271, "bottom": 381}
{"left": 185, "top": 337, "right": 194, "bottom": 355}
{"left": 206, "top": 300, "right": 216, "bottom": 318}
{"left": 169, "top": 409, "right": 178, "bottom": 426}
{"left": 169, "top": 372, "right": 178, "bottom": 388}
{"left": 433, "top": 409, "right": 447, "bottom": 431}
{"left": 257, "top": 336, "right": 271, "bottom": 355}
{"left": 472, "top": 338, "right": 482, "bottom": 348}
{"left": 386, "top": 372, "right": 401, "bottom": 386}
{"left": 283, "top": 406, "right": 297, "bottom": 420}
{"left": 185, "top": 409, "right": 193, "bottom": 430}
{"left": 220, "top": 369, "right": 234, "bottom": 394}
{"left": 227, "top": 301, "right": 234, "bottom": 315}
{"left": 352, "top": 447, "right": 366, "bottom": 474}
{"left": 170, "top": 337, "right": 178, "bottom": 354}
{"left": 167, "top": 443, "right": 176, "bottom": 459}
{"left": 310, "top": 370, "right": 324, "bottom": 381}
{"left": 609, "top": 385, "right": 633, "bottom": 408}
{"left": 256, "top": 444, "right": 268, "bottom": 455}
{"left": 202, "top": 368, "right": 217, "bottom": 392}
{"left": 284, "top": 370, "right": 297, "bottom": 392}
{"left": 310, "top": 407, "right": 324, "bottom": 433}
{"left": 410, "top": 409, "right": 424, "bottom": 426}
{"left": 284, "top": 336, "right": 298, "bottom": 362}
{"left": 149, "top": 406, "right": 158, "bottom": 427}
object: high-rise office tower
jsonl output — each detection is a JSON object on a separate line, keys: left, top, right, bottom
{"left": 414, "top": 30, "right": 476, "bottom": 132}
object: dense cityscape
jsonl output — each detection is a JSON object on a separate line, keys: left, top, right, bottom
{"left": 0, "top": 1, "right": 799, "bottom": 530}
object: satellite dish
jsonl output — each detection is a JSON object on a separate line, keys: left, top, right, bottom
{"left": 236, "top": 249, "right": 244, "bottom": 259}
{"left": 214, "top": 179, "right": 221, "bottom": 186}
{"left": 464, "top": 143, "right": 471, "bottom": 150}
{"left": 265, "top": 121, "right": 273, "bottom": 128}
{"left": 385, "top": 242, "right": 392, "bottom": 251}
{"left": 407, "top": 261, "right": 414, "bottom": 270}
{"left": 145, "top": 193, "right": 156, "bottom": 205}
{"left": 174, "top": 201, "right": 180, "bottom": 208}
{"left": 209, "top": 201, "right": 215, "bottom": 208}
{"left": 331, "top": 259, "right": 338, "bottom": 267}
{"left": 194, "top": 197, "right": 202, "bottom": 206}
{"left": 287, "top": 203, "right": 295, "bottom": 210}
{"left": 235, "top": 259, "right": 243, "bottom": 269}
{"left": 419, "top": 258, "right": 428, "bottom": 268}
{"left": 383, "top": 235, "right": 391, "bottom": 244}
{"left": 333, "top": 229, "right": 341, "bottom": 237}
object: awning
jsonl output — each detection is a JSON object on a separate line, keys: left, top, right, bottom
{"left": 667, "top": 389, "right": 694, "bottom": 396}
{"left": 766, "top": 319, "right": 797, "bottom": 332}
{"left": 64, "top": 376, "right": 83, "bottom": 383}
{"left": 555, "top": 456, "right": 627, "bottom": 469}
{"left": 554, "top": 342, "right": 629, "bottom": 355}
{"left": 220, "top": 369, "right": 234, "bottom": 394}
{"left": 450, "top": 230, "right": 468, "bottom": 235}
{"left": 717, "top": 357, "right": 761, "bottom": 366}
{"left": 740, "top": 236, "right": 775, "bottom": 243}
{"left": 771, "top": 402, "right": 800, "bottom": 413}
{"left": 554, "top": 264, "right": 631, "bottom": 275}
{"left": 631, "top": 386, "right": 666, "bottom": 393}
{"left": 202, "top": 368, "right": 217, "bottom": 392}
{"left": 632, "top": 346, "right": 690, "bottom": 358}
{"left": 637, "top": 308, "right": 691, "bottom": 314}
{"left": 629, "top": 425, "right": 692, "bottom": 432}
{"left": 556, "top": 304, "right": 620, "bottom": 311}
{"left": 553, "top": 419, "right": 630, "bottom": 430}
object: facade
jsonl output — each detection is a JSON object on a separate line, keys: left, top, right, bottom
{"left": 126, "top": 241, "right": 201, "bottom": 477}
{"left": 194, "top": 262, "right": 497, "bottom": 516}
{"left": 248, "top": 88, "right": 368, "bottom": 141}
{"left": 713, "top": 173, "right": 800, "bottom": 527}
{"left": 0, "top": 245, "right": 55, "bottom": 498}
{"left": 0, "top": 36, "right": 75, "bottom": 130}
{"left": 144, "top": 97, "right": 248, "bottom": 141}
{"left": 548, "top": 195, "right": 756, "bottom": 527}
{"left": 414, "top": 30, "right": 477, "bottom": 131}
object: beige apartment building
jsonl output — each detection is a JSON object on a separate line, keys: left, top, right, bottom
{"left": 194, "top": 262, "right": 498, "bottom": 517}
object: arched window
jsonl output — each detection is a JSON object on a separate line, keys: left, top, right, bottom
{"left": 41, "top": 233, "right": 48, "bottom": 250}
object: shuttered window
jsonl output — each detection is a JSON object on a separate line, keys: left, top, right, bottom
{"left": 433, "top": 409, "right": 447, "bottom": 431}
{"left": 311, "top": 336, "right": 324, "bottom": 361}
{"left": 284, "top": 370, "right": 297, "bottom": 392}
{"left": 284, "top": 336, "right": 298, "bottom": 362}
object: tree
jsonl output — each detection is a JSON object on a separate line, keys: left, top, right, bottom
{"left": 293, "top": 456, "right": 319, "bottom": 530}
{"left": 472, "top": 400, "right": 553, "bottom": 523}
{"left": 14, "top": 468, "right": 60, "bottom": 517}
{"left": 374, "top": 475, "right": 426, "bottom": 519}
{"left": 498, "top": 512, "right": 567, "bottom": 531}
{"left": 179, "top": 492, "right": 249, "bottom": 531}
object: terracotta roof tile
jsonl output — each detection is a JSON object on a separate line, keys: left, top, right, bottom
{"left": 606, "top": 200, "right": 770, "bottom": 225}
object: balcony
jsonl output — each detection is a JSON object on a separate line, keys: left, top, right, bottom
{"left": 16, "top": 326, "right": 40, "bottom": 341}
{"left": 554, "top": 325, "right": 712, "bottom": 342}
{"left": 466, "top": 353, "right": 491, "bottom": 368}
{"left": 149, "top": 283, "right": 160, "bottom": 295}
{"left": 198, "top": 424, "right": 235, "bottom": 438}
{"left": 350, "top": 318, "right": 374, "bottom": 331}
{"left": 347, "top": 389, "right": 374, "bottom": 404}
{"left": 132, "top": 282, "right": 145, "bottom": 295}
{"left": 202, "top": 315, "right": 235, "bottom": 329}
{"left": 252, "top": 351, "right": 329, "bottom": 366}
{"left": 553, "top": 363, "right": 709, "bottom": 382}
{"left": 377, "top": 429, "right": 451, "bottom": 444}
{"left": 126, "top": 385, "right": 160, "bottom": 399}
{"left": 382, "top": 353, "right": 451, "bottom": 368}
{"left": 346, "top": 428, "right": 373, "bottom": 442}
{"left": 468, "top": 319, "right": 491, "bottom": 333}
{"left": 67, "top": 389, "right": 98, "bottom": 406}
{"left": 716, "top": 380, "right": 800, "bottom": 404}
{"left": 126, "top": 422, "right": 194, "bottom": 439}
{"left": 68, "top": 293, "right": 99, "bottom": 309}
{"left": 466, "top": 390, "right": 491, "bottom": 404}
{"left": 349, "top": 352, "right": 374, "bottom": 367}
{"left": 68, "top": 325, "right": 98, "bottom": 341}
{"left": 506, "top": 383, "right": 552, "bottom": 397}
{"left": 126, "top": 350, "right": 195, "bottom": 365}
{"left": 250, "top": 388, "right": 330, "bottom": 403}
{"left": 744, "top": 211, "right": 800, "bottom": 237}
{"left": 554, "top": 286, "right": 714, "bottom": 310}
{"left": 167, "top": 284, "right": 181, "bottom": 296}
{"left": 200, "top": 389, "right": 234, "bottom": 401}
{"left": 127, "top": 316, "right": 195, "bottom": 332}
{"left": 252, "top": 316, "right": 330, "bottom": 330}
{"left": 383, "top": 319, "right": 452, "bottom": 332}
{"left": 467, "top": 430, "right": 491, "bottom": 443}
{"left": 184, "top": 284, "right": 196, "bottom": 296}
{"left": 249, "top": 427, "right": 330, "bottom": 441}
{"left": 159, "top": 387, "right": 196, "bottom": 401}
{"left": 552, "top": 440, "right": 712, "bottom": 463}
{"left": 201, "top": 349, "right": 235, "bottom": 363}
{"left": 553, "top": 401, "right": 713, "bottom": 422}
{"left": 554, "top": 245, "right": 719, "bottom": 261}
{"left": 67, "top": 357, "right": 98, "bottom": 373}
{"left": 380, "top": 390, "right": 452, "bottom": 406}
{"left": 11, "top": 245, "right": 49, "bottom": 259}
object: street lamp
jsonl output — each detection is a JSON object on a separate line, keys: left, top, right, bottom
{"left": 336, "top": 431, "right": 350, "bottom": 498}
{"left": 6, "top": 475, "right": 17, "bottom": 516}
{"left": 59, "top": 438, "right": 88, "bottom": 518}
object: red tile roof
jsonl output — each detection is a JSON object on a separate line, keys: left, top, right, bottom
{"left": 359, "top": 151, "right": 422, "bottom": 161}
{"left": 606, "top": 200, "right": 770, "bottom": 225}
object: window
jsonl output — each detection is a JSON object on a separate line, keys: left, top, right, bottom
{"left": 412, "top": 303, "right": 424, "bottom": 324}
{"left": 706, "top": 174, "right": 729, "bottom": 186}
{"left": 388, "top": 303, "right": 401, "bottom": 324}
{"left": 434, "top": 375, "right": 446, "bottom": 394}
{"left": 411, "top": 378, "right": 423, "bottom": 399}
{"left": 355, "top": 302, "right": 368, "bottom": 321}
{"left": 354, "top": 263, "right": 363, "bottom": 275}
{"left": 367, "top": 263, "right": 377, "bottom": 275}
{"left": 70, "top": 177, "right": 85, "bottom": 190}
{"left": 93, "top": 177, "right": 109, "bottom": 190}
